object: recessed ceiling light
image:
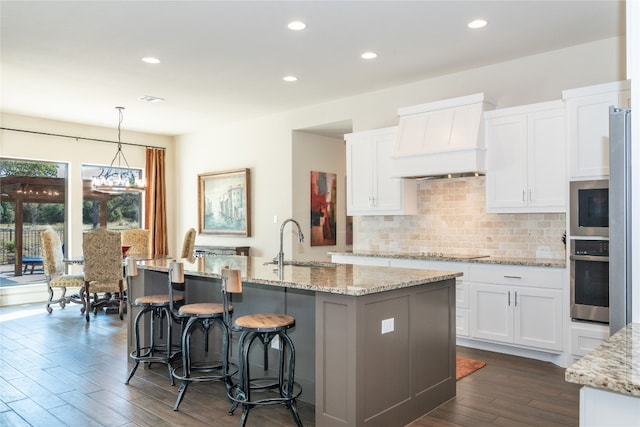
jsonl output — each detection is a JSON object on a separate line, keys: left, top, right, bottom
{"left": 468, "top": 19, "right": 488, "bottom": 29}
{"left": 288, "top": 21, "right": 306, "bottom": 30}
{"left": 139, "top": 95, "right": 165, "bottom": 103}
{"left": 283, "top": 75, "right": 298, "bottom": 82}
{"left": 141, "top": 57, "right": 160, "bottom": 64}
{"left": 361, "top": 52, "right": 378, "bottom": 60}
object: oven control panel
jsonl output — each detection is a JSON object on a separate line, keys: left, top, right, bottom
{"left": 571, "top": 239, "right": 609, "bottom": 256}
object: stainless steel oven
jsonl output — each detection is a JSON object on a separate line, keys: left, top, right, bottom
{"left": 570, "top": 239, "right": 609, "bottom": 323}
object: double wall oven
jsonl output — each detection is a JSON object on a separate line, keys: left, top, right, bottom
{"left": 569, "top": 179, "right": 609, "bottom": 324}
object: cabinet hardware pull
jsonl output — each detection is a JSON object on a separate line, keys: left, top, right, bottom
{"left": 504, "top": 275, "right": 522, "bottom": 279}
{"left": 522, "top": 190, "right": 525, "bottom": 202}
{"left": 514, "top": 291, "right": 518, "bottom": 307}
{"left": 529, "top": 189, "right": 532, "bottom": 202}
{"left": 508, "top": 290, "right": 511, "bottom": 306}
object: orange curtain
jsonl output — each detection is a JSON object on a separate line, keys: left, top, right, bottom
{"left": 145, "top": 148, "right": 168, "bottom": 256}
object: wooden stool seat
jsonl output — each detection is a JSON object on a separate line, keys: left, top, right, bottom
{"left": 178, "top": 302, "right": 228, "bottom": 316}
{"left": 234, "top": 313, "right": 295, "bottom": 331}
{"left": 135, "top": 294, "right": 183, "bottom": 305}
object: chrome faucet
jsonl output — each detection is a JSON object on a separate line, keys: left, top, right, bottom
{"left": 277, "top": 218, "right": 304, "bottom": 271}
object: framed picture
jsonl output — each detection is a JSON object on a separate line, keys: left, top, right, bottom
{"left": 198, "top": 168, "right": 251, "bottom": 236}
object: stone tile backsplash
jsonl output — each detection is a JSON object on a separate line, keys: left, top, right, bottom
{"left": 353, "top": 176, "right": 567, "bottom": 260}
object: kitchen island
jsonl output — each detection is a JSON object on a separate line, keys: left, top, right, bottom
{"left": 128, "top": 255, "right": 462, "bottom": 427}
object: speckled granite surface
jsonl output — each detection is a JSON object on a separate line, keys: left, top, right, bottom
{"left": 566, "top": 323, "right": 640, "bottom": 397}
{"left": 136, "top": 255, "right": 462, "bottom": 297}
{"left": 329, "top": 251, "right": 566, "bottom": 268}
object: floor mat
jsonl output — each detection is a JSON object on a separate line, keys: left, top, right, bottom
{"left": 456, "top": 357, "right": 486, "bottom": 380}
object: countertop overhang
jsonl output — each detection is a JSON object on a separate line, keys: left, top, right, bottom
{"left": 135, "top": 255, "right": 462, "bottom": 297}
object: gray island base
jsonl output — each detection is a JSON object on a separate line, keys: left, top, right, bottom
{"left": 128, "top": 256, "right": 461, "bottom": 426}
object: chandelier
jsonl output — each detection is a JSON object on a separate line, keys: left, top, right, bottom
{"left": 91, "top": 107, "right": 146, "bottom": 194}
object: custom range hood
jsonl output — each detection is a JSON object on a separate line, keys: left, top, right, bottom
{"left": 392, "top": 93, "right": 495, "bottom": 179}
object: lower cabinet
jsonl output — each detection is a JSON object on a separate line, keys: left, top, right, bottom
{"left": 470, "top": 283, "right": 563, "bottom": 351}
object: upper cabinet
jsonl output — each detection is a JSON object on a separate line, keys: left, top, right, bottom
{"left": 346, "top": 126, "right": 417, "bottom": 216}
{"left": 563, "top": 80, "right": 631, "bottom": 179}
{"left": 485, "top": 101, "right": 566, "bottom": 213}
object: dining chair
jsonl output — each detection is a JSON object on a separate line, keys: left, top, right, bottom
{"left": 180, "top": 228, "right": 196, "bottom": 260}
{"left": 121, "top": 228, "right": 151, "bottom": 258}
{"left": 82, "top": 228, "right": 125, "bottom": 321}
{"left": 40, "top": 227, "right": 85, "bottom": 314}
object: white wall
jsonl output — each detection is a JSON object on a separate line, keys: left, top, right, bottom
{"left": 174, "top": 37, "right": 625, "bottom": 259}
{"left": 292, "top": 131, "right": 349, "bottom": 262}
{"left": 0, "top": 113, "right": 175, "bottom": 257}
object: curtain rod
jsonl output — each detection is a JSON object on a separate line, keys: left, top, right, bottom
{"left": 0, "top": 127, "right": 167, "bottom": 150}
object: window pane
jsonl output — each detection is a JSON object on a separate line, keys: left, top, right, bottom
{"left": 82, "top": 164, "right": 143, "bottom": 231}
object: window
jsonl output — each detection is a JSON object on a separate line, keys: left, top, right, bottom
{"left": 0, "top": 158, "right": 67, "bottom": 280}
{"left": 81, "top": 164, "right": 143, "bottom": 231}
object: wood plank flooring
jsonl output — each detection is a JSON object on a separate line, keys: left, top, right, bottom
{"left": 0, "top": 303, "right": 581, "bottom": 426}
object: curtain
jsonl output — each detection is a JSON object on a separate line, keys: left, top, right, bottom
{"left": 145, "top": 148, "right": 168, "bottom": 256}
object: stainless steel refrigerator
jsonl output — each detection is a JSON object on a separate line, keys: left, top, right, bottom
{"left": 609, "top": 106, "right": 632, "bottom": 335}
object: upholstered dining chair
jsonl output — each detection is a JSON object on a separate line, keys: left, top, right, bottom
{"left": 180, "top": 228, "right": 196, "bottom": 260}
{"left": 83, "top": 228, "right": 125, "bottom": 321}
{"left": 121, "top": 228, "right": 151, "bottom": 258}
{"left": 41, "top": 227, "right": 85, "bottom": 314}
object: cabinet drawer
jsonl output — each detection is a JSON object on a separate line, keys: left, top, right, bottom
{"left": 456, "top": 281, "right": 469, "bottom": 309}
{"left": 468, "top": 264, "right": 564, "bottom": 289}
{"left": 571, "top": 324, "right": 609, "bottom": 357}
{"left": 456, "top": 309, "right": 469, "bottom": 337}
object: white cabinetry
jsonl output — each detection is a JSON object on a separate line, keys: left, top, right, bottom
{"left": 485, "top": 101, "right": 566, "bottom": 213}
{"left": 469, "top": 264, "right": 564, "bottom": 352}
{"left": 563, "top": 80, "right": 631, "bottom": 179}
{"left": 345, "top": 126, "right": 417, "bottom": 215}
{"left": 570, "top": 323, "right": 609, "bottom": 361}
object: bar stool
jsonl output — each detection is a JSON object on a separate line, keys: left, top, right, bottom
{"left": 227, "top": 312, "right": 303, "bottom": 426}
{"left": 124, "top": 257, "right": 183, "bottom": 385}
{"left": 170, "top": 262, "right": 240, "bottom": 411}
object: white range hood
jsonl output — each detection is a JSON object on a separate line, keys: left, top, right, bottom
{"left": 392, "top": 93, "right": 495, "bottom": 178}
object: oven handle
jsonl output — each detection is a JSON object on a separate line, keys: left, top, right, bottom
{"left": 570, "top": 254, "right": 609, "bottom": 262}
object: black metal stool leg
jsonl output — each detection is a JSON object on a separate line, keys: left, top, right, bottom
{"left": 125, "top": 306, "right": 148, "bottom": 384}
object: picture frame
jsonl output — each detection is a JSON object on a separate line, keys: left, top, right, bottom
{"left": 198, "top": 168, "right": 251, "bottom": 236}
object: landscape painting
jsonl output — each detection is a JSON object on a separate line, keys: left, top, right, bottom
{"left": 198, "top": 168, "right": 251, "bottom": 236}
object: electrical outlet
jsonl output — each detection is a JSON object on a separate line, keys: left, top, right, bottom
{"left": 271, "top": 334, "right": 281, "bottom": 349}
{"left": 381, "top": 318, "right": 394, "bottom": 334}
{"left": 536, "top": 246, "right": 551, "bottom": 258}
{"left": 273, "top": 215, "right": 278, "bottom": 224}
{"left": 389, "top": 241, "right": 398, "bottom": 251}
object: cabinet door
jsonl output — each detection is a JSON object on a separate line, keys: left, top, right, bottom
{"left": 513, "top": 288, "right": 563, "bottom": 351}
{"left": 372, "top": 132, "right": 404, "bottom": 211}
{"left": 566, "top": 91, "right": 620, "bottom": 178}
{"left": 470, "top": 283, "right": 513, "bottom": 344}
{"left": 485, "top": 114, "right": 528, "bottom": 210}
{"left": 527, "top": 108, "right": 566, "bottom": 211}
{"left": 346, "top": 135, "right": 375, "bottom": 214}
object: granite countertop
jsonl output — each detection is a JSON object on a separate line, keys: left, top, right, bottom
{"left": 135, "top": 255, "right": 462, "bottom": 297}
{"left": 565, "top": 323, "right": 640, "bottom": 397}
{"left": 329, "top": 251, "right": 566, "bottom": 268}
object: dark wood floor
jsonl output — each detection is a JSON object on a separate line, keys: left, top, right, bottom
{"left": 0, "top": 302, "right": 580, "bottom": 426}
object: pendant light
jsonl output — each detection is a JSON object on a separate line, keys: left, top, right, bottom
{"left": 91, "top": 107, "right": 146, "bottom": 194}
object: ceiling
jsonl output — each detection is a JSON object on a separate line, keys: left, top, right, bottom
{"left": 0, "top": 1, "right": 625, "bottom": 137}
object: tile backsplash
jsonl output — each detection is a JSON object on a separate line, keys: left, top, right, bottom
{"left": 353, "top": 176, "right": 566, "bottom": 260}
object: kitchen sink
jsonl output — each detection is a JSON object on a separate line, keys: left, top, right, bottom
{"left": 264, "top": 260, "right": 337, "bottom": 268}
